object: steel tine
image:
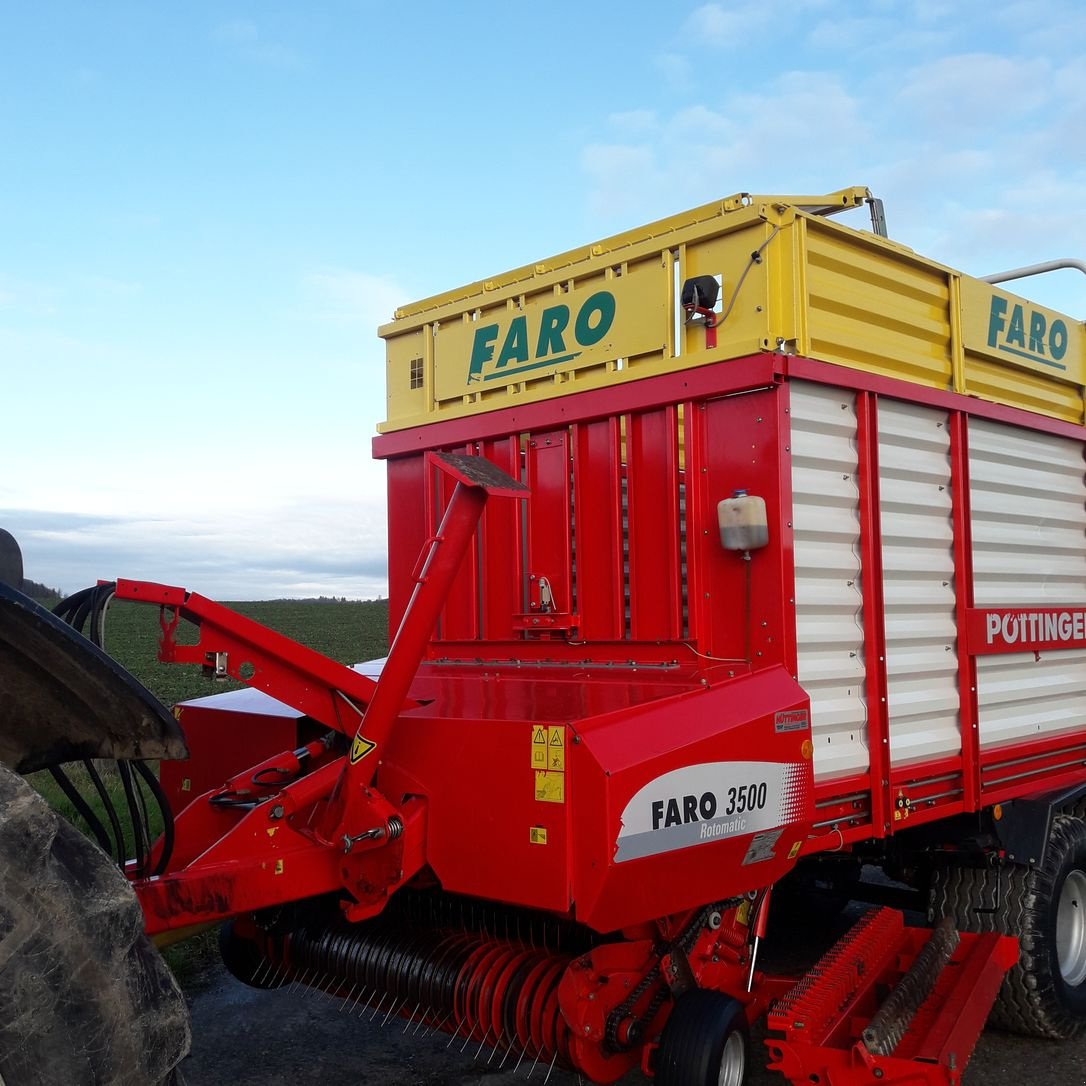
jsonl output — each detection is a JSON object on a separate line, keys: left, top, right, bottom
{"left": 350, "top": 985, "right": 370, "bottom": 1014}
{"left": 250, "top": 956, "right": 273, "bottom": 986}
{"left": 498, "top": 1033, "right": 518, "bottom": 1070}
{"left": 368, "top": 991, "right": 390, "bottom": 1021}
{"left": 402, "top": 1001, "right": 422, "bottom": 1033}
{"left": 460, "top": 1023, "right": 475, "bottom": 1053}
{"left": 488, "top": 1030, "right": 505, "bottom": 1065}
{"left": 338, "top": 983, "right": 359, "bottom": 1011}
{"left": 382, "top": 996, "right": 406, "bottom": 1026}
{"left": 543, "top": 1050, "right": 559, "bottom": 1085}
{"left": 514, "top": 1044, "right": 530, "bottom": 1074}
{"left": 265, "top": 962, "right": 287, "bottom": 990}
{"left": 421, "top": 1010, "right": 450, "bottom": 1038}
{"left": 286, "top": 967, "right": 307, "bottom": 994}
{"left": 528, "top": 1046, "right": 543, "bottom": 1078}
{"left": 473, "top": 1024, "right": 492, "bottom": 1060}
{"left": 446, "top": 1018, "right": 466, "bottom": 1048}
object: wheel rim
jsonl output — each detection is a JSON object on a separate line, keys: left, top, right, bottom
{"left": 1056, "top": 867, "right": 1086, "bottom": 987}
{"left": 717, "top": 1029, "right": 746, "bottom": 1086}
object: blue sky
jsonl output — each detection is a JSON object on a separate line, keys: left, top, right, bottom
{"left": 2, "top": 1, "right": 1084, "bottom": 599}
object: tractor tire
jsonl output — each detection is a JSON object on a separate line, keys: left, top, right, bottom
{"left": 928, "top": 814, "right": 1086, "bottom": 1040}
{"left": 0, "top": 765, "right": 190, "bottom": 1085}
{"left": 655, "top": 989, "right": 749, "bottom": 1086}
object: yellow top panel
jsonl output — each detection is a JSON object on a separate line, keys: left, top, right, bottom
{"left": 379, "top": 187, "right": 1086, "bottom": 431}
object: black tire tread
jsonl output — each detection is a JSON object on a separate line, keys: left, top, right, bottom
{"left": 0, "top": 765, "right": 190, "bottom": 1085}
{"left": 929, "top": 814, "right": 1086, "bottom": 1040}
{"left": 656, "top": 989, "right": 748, "bottom": 1086}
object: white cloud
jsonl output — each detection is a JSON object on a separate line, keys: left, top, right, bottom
{"left": 897, "top": 53, "right": 1051, "bottom": 131}
{"left": 4, "top": 498, "right": 389, "bottom": 601}
{"left": 680, "top": 3, "right": 748, "bottom": 45}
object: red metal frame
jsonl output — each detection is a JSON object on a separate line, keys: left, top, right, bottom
{"left": 855, "top": 391, "right": 892, "bottom": 838}
{"left": 766, "top": 907, "right": 1018, "bottom": 1086}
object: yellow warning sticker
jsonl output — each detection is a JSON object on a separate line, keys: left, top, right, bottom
{"left": 534, "top": 771, "right": 565, "bottom": 804}
{"left": 736, "top": 900, "right": 752, "bottom": 927}
{"left": 788, "top": 840, "right": 802, "bottom": 860}
{"left": 350, "top": 734, "right": 376, "bottom": 764}
{"left": 531, "top": 725, "right": 548, "bottom": 769}
{"left": 530, "top": 826, "right": 548, "bottom": 845}
{"left": 547, "top": 725, "right": 565, "bottom": 772}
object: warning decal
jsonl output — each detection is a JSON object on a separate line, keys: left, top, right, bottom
{"left": 530, "top": 826, "right": 548, "bottom": 845}
{"left": 531, "top": 726, "right": 548, "bottom": 769}
{"left": 350, "top": 734, "right": 376, "bottom": 764}
{"left": 547, "top": 726, "right": 565, "bottom": 772}
{"left": 535, "top": 771, "right": 565, "bottom": 804}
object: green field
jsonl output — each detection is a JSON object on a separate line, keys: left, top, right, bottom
{"left": 102, "top": 597, "right": 391, "bottom": 707}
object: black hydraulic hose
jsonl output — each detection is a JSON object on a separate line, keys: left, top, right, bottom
{"left": 130, "top": 763, "right": 152, "bottom": 851}
{"left": 132, "top": 760, "right": 175, "bottom": 876}
{"left": 51, "top": 585, "right": 94, "bottom": 623}
{"left": 88, "top": 583, "right": 116, "bottom": 647}
{"left": 117, "top": 761, "right": 147, "bottom": 877}
{"left": 68, "top": 591, "right": 98, "bottom": 638}
{"left": 82, "top": 758, "right": 126, "bottom": 864}
{"left": 47, "top": 765, "right": 114, "bottom": 857}
{"left": 50, "top": 583, "right": 176, "bottom": 878}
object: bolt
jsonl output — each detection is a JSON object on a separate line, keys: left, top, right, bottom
{"left": 269, "top": 805, "right": 285, "bottom": 820}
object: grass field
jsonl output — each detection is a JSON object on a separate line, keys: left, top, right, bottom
{"left": 103, "top": 596, "right": 391, "bottom": 706}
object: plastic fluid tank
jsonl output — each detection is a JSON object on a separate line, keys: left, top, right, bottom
{"left": 717, "top": 490, "right": 769, "bottom": 551}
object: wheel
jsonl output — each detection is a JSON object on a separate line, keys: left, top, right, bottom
{"left": 929, "top": 814, "right": 1086, "bottom": 1039}
{"left": 219, "top": 918, "right": 287, "bottom": 988}
{"left": 656, "top": 989, "right": 749, "bottom": 1086}
{"left": 0, "top": 765, "right": 190, "bottom": 1085}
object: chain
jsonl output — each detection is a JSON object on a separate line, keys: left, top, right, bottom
{"left": 603, "top": 898, "right": 742, "bottom": 1051}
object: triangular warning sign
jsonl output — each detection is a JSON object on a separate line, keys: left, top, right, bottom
{"left": 550, "top": 729, "right": 563, "bottom": 747}
{"left": 350, "top": 734, "right": 376, "bottom": 764}
{"left": 533, "top": 727, "right": 546, "bottom": 744}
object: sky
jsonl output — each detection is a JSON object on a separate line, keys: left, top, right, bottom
{"left": 2, "top": 1, "right": 1085, "bottom": 600}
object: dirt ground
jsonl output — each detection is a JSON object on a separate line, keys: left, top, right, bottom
{"left": 180, "top": 928, "right": 1086, "bottom": 1086}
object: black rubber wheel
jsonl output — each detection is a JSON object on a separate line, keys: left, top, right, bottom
{"left": 219, "top": 918, "right": 287, "bottom": 988}
{"left": 929, "top": 814, "right": 1086, "bottom": 1039}
{"left": 0, "top": 765, "right": 190, "bottom": 1085}
{"left": 656, "top": 989, "right": 749, "bottom": 1086}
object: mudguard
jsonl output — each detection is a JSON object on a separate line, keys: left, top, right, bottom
{"left": 0, "top": 581, "right": 187, "bottom": 772}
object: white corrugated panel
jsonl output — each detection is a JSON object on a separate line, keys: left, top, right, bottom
{"left": 969, "top": 417, "right": 1086, "bottom": 749}
{"left": 790, "top": 383, "right": 868, "bottom": 780}
{"left": 878, "top": 401, "right": 960, "bottom": 765}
